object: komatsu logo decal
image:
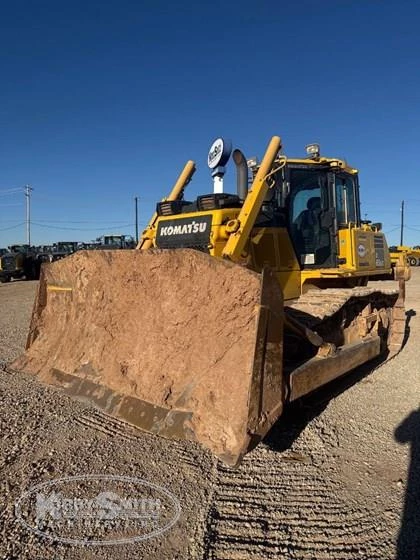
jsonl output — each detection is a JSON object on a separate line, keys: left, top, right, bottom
{"left": 156, "top": 215, "right": 212, "bottom": 249}
{"left": 159, "top": 221, "right": 208, "bottom": 236}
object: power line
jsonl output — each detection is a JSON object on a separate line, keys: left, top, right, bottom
{"left": 0, "top": 189, "right": 23, "bottom": 197}
{"left": 0, "top": 222, "right": 25, "bottom": 232}
{"left": 31, "top": 222, "right": 135, "bottom": 231}
{"left": 34, "top": 192, "right": 159, "bottom": 204}
{"left": 0, "top": 203, "right": 24, "bottom": 207}
{"left": 0, "top": 218, "right": 149, "bottom": 226}
{"left": 31, "top": 219, "right": 136, "bottom": 224}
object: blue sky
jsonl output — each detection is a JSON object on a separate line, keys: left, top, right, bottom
{"left": 0, "top": 0, "right": 419, "bottom": 247}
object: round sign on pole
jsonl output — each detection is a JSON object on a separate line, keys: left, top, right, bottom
{"left": 207, "top": 138, "right": 232, "bottom": 169}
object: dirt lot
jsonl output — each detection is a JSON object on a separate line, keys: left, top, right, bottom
{"left": 0, "top": 270, "right": 419, "bottom": 559}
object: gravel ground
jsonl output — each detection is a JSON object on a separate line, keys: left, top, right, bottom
{"left": 0, "top": 271, "right": 419, "bottom": 559}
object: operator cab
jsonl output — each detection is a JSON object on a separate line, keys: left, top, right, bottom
{"left": 286, "top": 162, "right": 360, "bottom": 268}
{"left": 248, "top": 144, "right": 360, "bottom": 269}
{"left": 253, "top": 142, "right": 359, "bottom": 270}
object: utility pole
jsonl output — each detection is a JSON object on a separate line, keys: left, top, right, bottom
{"left": 24, "top": 185, "right": 33, "bottom": 246}
{"left": 134, "top": 196, "right": 139, "bottom": 244}
{"left": 400, "top": 199, "right": 404, "bottom": 246}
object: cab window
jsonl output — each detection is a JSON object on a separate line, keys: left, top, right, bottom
{"left": 335, "top": 175, "right": 357, "bottom": 226}
{"left": 288, "top": 167, "right": 331, "bottom": 267}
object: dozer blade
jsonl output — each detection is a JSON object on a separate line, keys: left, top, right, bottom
{"left": 11, "top": 249, "right": 285, "bottom": 466}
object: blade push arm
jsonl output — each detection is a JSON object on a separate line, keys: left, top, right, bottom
{"left": 222, "top": 136, "right": 282, "bottom": 261}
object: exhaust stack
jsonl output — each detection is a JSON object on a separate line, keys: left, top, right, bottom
{"left": 233, "top": 149, "right": 248, "bottom": 200}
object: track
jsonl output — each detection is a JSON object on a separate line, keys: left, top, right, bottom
{"left": 74, "top": 408, "right": 393, "bottom": 559}
{"left": 75, "top": 408, "right": 208, "bottom": 472}
{"left": 285, "top": 285, "right": 405, "bottom": 359}
{"left": 286, "top": 286, "right": 399, "bottom": 319}
{"left": 203, "top": 431, "right": 392, "bottom": 560}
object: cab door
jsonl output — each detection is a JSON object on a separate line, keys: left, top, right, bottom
{"left": 333, "top": 172, "right": 362, "bottom": 267}
{"left": 334, "top": 173, "right": 359, "bottom": 228}
{"left": 288, "top": 165, "right": 337, "bottom": 269}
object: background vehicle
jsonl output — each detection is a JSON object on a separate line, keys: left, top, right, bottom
{"left": 389, "top": 245, "right": 420, "bottom": 267}
{"left": 0, "top": 249, "right": 16, "bottom": 283}
{"left": 13, "top": 136, "right": 408, "bottom": 466}
{"left": 95, "top": 234, "right": 136, "bottom": 249}
{"left": 79, "top": 241, "right": 100, "bottom": 250}
{"left": 3, "top": 245, "right": 48, "bottom": 281}
{"left": 50, "top": 241, "right": 80, "bottom": 262}
{"left": 5, "top": 245, "right": 30, "bottom": 280}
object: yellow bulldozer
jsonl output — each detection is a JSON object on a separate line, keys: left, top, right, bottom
{"left": 12, "top": 136, "right": 409, "bottom": 466}
{"left": 389, "top": 245, "right": 420, "bottom": 267}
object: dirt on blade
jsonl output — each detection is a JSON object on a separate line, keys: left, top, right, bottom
{"left": 12, "top": 249, "right": 284, "bottom": 464}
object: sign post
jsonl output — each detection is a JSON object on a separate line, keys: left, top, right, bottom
{"left": 207, "top": 138, "right": 232, "bottom": 194}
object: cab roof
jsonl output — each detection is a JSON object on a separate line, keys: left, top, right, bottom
{"left": 279, "top": 156, "right": 358, "bottom": 175}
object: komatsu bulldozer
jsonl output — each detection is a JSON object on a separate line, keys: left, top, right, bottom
{"left": 12, "top": 136, "right": 409, "bottom": 466}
